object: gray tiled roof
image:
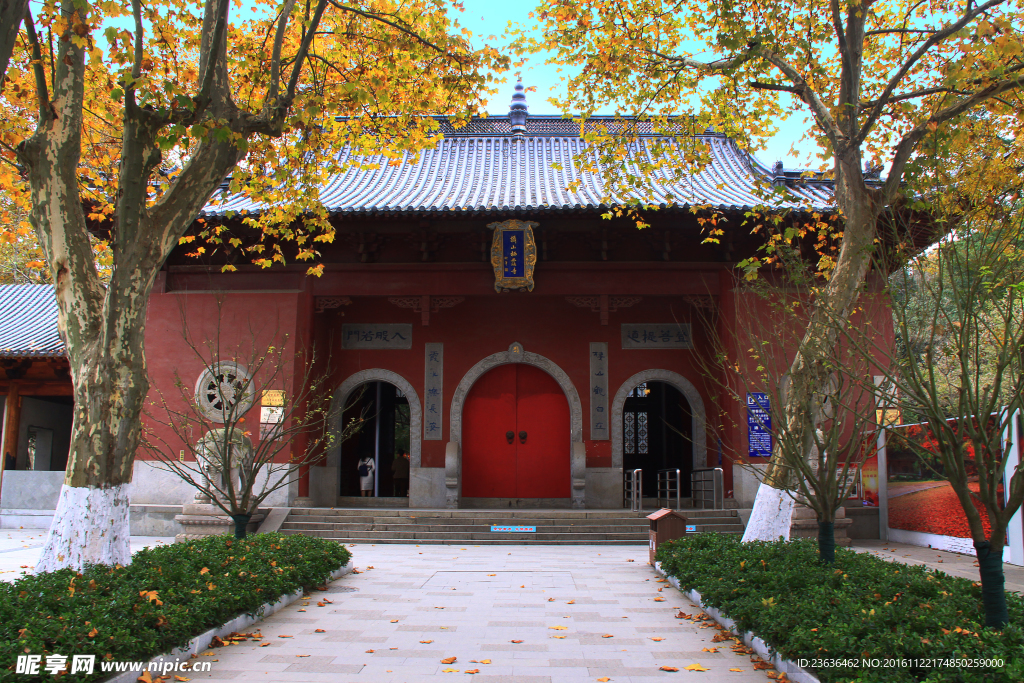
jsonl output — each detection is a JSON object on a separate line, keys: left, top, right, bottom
{"left": 203, "top": 125, "right": 834, "bottom": 218}
{"left": 0, "top": 284, "right": 64, "bottom": 358}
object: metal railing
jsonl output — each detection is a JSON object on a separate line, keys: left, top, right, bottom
{"left": 657, "top": 468, "right": 682, "bottom": 510}
{"left": 691, "top": 467, "right": 724, "bottom": 509}
{"left": 624, "top": 468, "right": 642, "bottom": 512}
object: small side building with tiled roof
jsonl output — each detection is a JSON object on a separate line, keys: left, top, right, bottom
{"left": 0, "top": 284, "right": 74, "bottom": 528}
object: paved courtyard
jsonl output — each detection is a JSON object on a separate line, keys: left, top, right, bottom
{"left": 184, "top": 544, "right": 768, "bottom": 683}
{"left": 4, "top": 530, "right": 1023, "bottom": 681}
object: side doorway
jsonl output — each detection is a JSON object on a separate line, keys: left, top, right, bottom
{"left": 339, "top": 381, "right": 410, "bottom": 500}
{"left": 622, "top": 381, "right": 692, "bottom": 498}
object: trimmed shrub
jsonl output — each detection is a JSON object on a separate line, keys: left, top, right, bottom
{"left": 657, "top": 534, "right": 1023, "bottom": 683}
{"left": 1, "top": 533, "right": 350, "bottom": 681}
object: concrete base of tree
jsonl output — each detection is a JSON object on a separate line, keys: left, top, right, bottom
{"left": 790, "top": 504, "right": 853, "bottom": 547}
{"left": 173, "top": 504, "right": 265, "bottom": 542}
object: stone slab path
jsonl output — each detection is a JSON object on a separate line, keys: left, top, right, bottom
{"left": 0, "top": 529, "right": 175, "bottom": 582}
{"left": 185, "top": 544, "right": 770, "bottom": 683}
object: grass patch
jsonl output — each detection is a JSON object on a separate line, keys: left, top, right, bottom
{"left": 656, "top": 534, "right": 1024, "bottom": 683}
{"left": 1, "top": 533, "right": 350, "bottom": 681}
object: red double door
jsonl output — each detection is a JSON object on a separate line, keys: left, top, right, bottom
{"left": 462, "top": 364, "right": 571, "bottom": 499}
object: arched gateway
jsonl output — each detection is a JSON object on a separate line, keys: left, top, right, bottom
{"left": 611, "top": 369, "right": 707, "bottom": 476}
{"left": 447, "top": 343, "right": 584, "bottom": 509}
{"left": 318, "top": 369, "right": 422, "bottom": 505}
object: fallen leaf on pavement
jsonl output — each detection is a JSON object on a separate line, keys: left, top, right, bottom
{"left": 480, "top": 660, "right": 491, "bottom": 664}
{"left": 435, "top": 606, "right": 445, "bottom": 609}
{"left": 552, "top": 635, "right": 566, "bottom": 639}
{"left": 420, "top": 640, "right": 434, "bottom": 644}
{"left": 277, "top": 635, "right": 293, "bottom": 639}
{"left": 701, "top": 647, "right": 718, "bottom": 653}
{"left": 654, "top": 598, "right": 666, "bottom": 602}
{"left": 390, "top": 620, "right": 399, "bottom": 623}
{"left": 660, "top": 666, "right": 679, "bottom": 672}
{"left": 441, "top": 656, "right": 457, "bottom": 664}
{"left": 550, "top": 626, "right": 568, "bottom": 630}
{"left": 684, "top": 663, "right": 709, "bottom": 671}
{"left": 602, "top": 634, "right": 614, "bottom": 638}
{"left": 315, "top": 629, "right": 326, "bottom": 633}
{"left": 259, "top": 643, "right": 271, "bottom": 647}
{"left": 675, "top": 612, "right": 691, "bottom": 619}
{"left": 487, "top": 574, "right": 496, "bottom": 576}
{"left": 753, "top": 661, "right": 774, "bottom": 670}
{"left": 729, "top": 668, "right": 744, "bottom": 672}
{"left": 442, "top": 668, "right": 459, "bottom": 673}
{"left": 296, "top": 655, "right": 309, "bottom": 658}
{"left": 627, "top": 559, "right": 635, "bottom": 562}
{"left": 174, "top": 677, "right": 190, "bottom": 682}
{"left": 511, "top": 640, "right": 523, "bottom": 643}
{"left": 650, "top": 637, "right": 664, "bottom": 641}
{"left": 465, "top": 669, "right": 480, "bottom": 674}
{"left": 597, "top": 678, "right": 611, "bottom": 682}
{"left": 548, "top": 598, "right": 555, "bottom": 601}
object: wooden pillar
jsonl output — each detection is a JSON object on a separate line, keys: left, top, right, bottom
{"left": 293, "top": 285, "right": 315, "bottom": 506}
{"left": 0, "top": 382, "right": 21, "bottom": 503}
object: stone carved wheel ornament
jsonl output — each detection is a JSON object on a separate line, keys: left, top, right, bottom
{"left": 194, "top": 361, "right": 256, "bottom": 423}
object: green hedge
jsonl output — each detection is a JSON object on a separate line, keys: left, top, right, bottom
{"left": 656, "top": 534, "right": 1024, "bottom": 683}
{"left": 1, "top": 533, "right": 350, "bottom": 682}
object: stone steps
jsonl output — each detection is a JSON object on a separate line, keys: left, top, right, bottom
{"left": 278, "top": 507, "right": 746, "bottom": 545}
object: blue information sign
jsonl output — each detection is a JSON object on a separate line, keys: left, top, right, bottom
{"left": 747, "top": 392, "right": 772, "bottom": 457}
{"left": 502, "top": 230, "right": 525, "bottom": 277}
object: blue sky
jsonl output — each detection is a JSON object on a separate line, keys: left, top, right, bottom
{"left": 451, "top": 0, "right": 824, "bottom": 171}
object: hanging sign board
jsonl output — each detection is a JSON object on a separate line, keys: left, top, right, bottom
{"left": 341, "top": 324, "right": 412, "bottom": 349}
{"left": 489, "top": 219, "right": 538, "bottom": 292}
{"left": 747, "top": 392, "right": 772, "bottom": 458}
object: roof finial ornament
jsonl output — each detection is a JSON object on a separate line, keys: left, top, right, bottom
{"left": 509, "top": 79, "right": 528, "bottom": 140}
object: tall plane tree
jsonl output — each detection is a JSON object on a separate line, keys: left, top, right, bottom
{"left": 0, "top": 0, "right": 506, "bottom": 571}
{"left": 525, "top": 0, "right": 1024, "bottom": 538}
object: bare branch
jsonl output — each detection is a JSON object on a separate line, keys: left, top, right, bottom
{"left": 883, "top": 72, "right": 1024, "bottom": 203}
{"left": 283, "top": 0, "right": 329, "bottom": 105}
{"left": 22, "top": 8, "right": 49, "bottom": 121}
{"left": 264, "top": 0, "right": 298, "bottom": 115}
{"left": 857, "top": 0, "right": 1009, "bottom": 146}
{"left": 756, "top": 47, "right": 845, "bottom": 150}
{"left": 0, "top": 0, "right": 28, "bottom": 91}
{"left": 644, "top": 47, "right": 756, "bottom": 73}
{"left": 328, "top": 1, "right": 455, "bottom": 59}
{"left": 749, "top": 81, "right": 801, "bottom": 95}
{"left": 864, "top": 28, "right": 937, "bottom": 37}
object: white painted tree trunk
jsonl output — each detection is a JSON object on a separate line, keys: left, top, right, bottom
{"left": 35, "top": 484, "right": 131, "bottom": 573}
{"left": 741, "top": 483, "right": 795, "bottom": 542}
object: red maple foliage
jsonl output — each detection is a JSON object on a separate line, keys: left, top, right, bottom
{"left": 888, "top": 482, "right": 1003, "bottom": 538}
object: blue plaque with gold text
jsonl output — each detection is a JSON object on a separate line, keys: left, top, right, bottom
{"left": 489, "top": 219, "right": 537, "bottom": 292}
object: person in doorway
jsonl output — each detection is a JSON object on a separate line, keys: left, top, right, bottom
{"left": 392, "top": 449, "right": 410, "bottom": 497}
{"left": 357, "top": 454, "right": 375, "bottom": 496}
{"left": 3, "top": 451, "right": 15, "bottom": 470}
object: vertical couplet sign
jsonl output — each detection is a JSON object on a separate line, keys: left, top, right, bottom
{"left": 746, "top": 392, "right": 772, "bottom": 458}
{"left": 589, "top": 342, "right": 609, "bottom": 440}
{"left": 424, "top": 343, "right": 443, "bottom": 440}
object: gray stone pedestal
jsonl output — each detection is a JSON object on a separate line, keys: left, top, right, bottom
{"left": 789, "top": 504, "right": 853, "bottom": 546}
{"left": 174, "top": 503, "right": 265, "bottom": 542}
